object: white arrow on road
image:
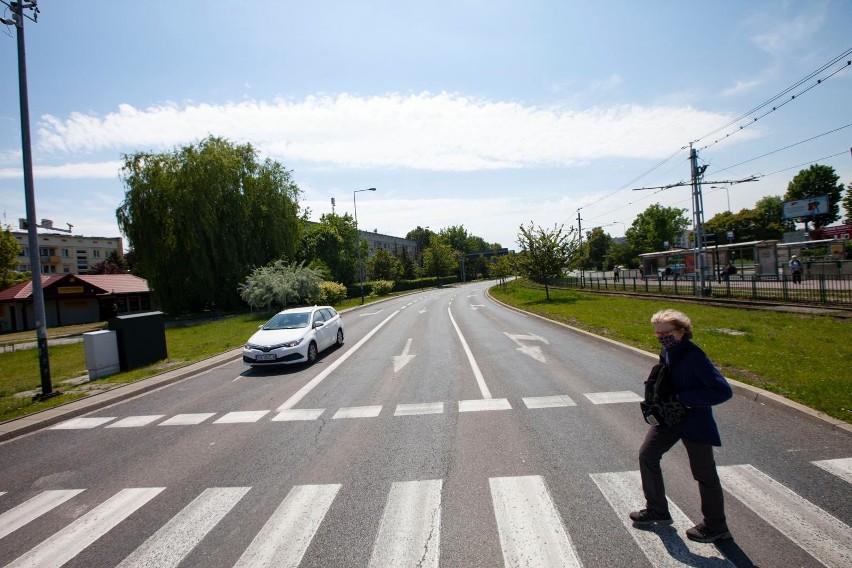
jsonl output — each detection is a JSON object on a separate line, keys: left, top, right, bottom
{"left": 503, "top": 332, "right": 549, "bottom": 363}
{"left": 359, "top": 309, "right": 384, "bottom": 317}
{"left": 393, "top": 338, "right": 417, "bottom": 372}
{"left": 470, "top": 304, "right": 484, "bottom": 311}
{"left": 419, "top": 308, "right": 427, "bottom": 314}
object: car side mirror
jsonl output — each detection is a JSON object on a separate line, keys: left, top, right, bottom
{"left": 313, "top": 321, "right": 324, "bottom": 328}
{"left": 258, "top": 324, "right": 264, "bottom": 329}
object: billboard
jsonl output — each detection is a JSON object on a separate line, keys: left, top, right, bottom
{"left": 783, "top": 196, "right": 829, "bottom": 219}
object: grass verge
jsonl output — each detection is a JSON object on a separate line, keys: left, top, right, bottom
{"left": 490, "top": 280, "right": 851, "bottom": 424}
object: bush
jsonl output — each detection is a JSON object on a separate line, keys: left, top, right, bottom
{"left": 370, "top": 280, "right": 395, "bottom": 296}
{"left": 317, "top": 281, "right": 348, "bottom": 305}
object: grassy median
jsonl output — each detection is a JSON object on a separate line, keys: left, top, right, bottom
{"left": 490, "top": 279, "right": 851, "bottom": 424}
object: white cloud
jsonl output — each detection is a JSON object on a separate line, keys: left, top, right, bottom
{"left": 33, "top": 93, "right": 744, "bottom": 173}
{"left": 748, "top": 4, "right": 827, "bottom": 56}
{"left": 721, "top": 79, "right": 764, "bottom": 97}
{"left": 0, "top": 161, "right": 123, "bottom": 180}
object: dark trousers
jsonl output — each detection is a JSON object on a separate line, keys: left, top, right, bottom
{"left": 638, "top": 426, "right": 727, "bottom": 529}
{"left": 792, "top": 271, "right": 802, "bottom": 284}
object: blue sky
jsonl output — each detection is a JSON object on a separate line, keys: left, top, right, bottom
{"left": 1, "top": 0, "right": 850, "bottom": 251}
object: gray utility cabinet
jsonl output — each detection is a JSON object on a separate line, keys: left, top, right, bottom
{"left": 108, "top": 311, "right": 168, "bottom": 371}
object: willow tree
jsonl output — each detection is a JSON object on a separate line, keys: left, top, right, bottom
{"left": 116, "top": 136, "right": 301, "bottom": 312}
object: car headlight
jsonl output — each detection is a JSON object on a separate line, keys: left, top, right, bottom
{"left": 278, "top": 338, "right": 304, "bottom": 348}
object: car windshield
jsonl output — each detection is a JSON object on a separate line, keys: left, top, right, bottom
{"left": 263, "top": 312, "right": 310, "bottom": 330}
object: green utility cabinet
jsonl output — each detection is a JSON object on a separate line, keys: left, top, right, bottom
{"left": 108, "top": 311, "right": 168, "bottom": 371}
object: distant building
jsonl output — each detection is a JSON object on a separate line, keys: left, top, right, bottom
{"left": 11, "top": 231, "right": 124, "bottom": 275}
{"left": 302, "top": 221, "right": 418, "bottom": 258}
{"left": 0, "top": 273, "right": 151, "bottom": 332}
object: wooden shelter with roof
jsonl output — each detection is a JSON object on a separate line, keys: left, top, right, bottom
{"left": 0, "top": 274, "right": 152, "bottom": 332}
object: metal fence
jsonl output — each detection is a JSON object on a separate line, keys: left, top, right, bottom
{"left": 551, "top": 274, "right": 852, "bottom": 307}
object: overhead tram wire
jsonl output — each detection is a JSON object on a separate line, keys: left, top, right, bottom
{"left": 691, "top": 47, "right": 852, "bottom": 147}
{"left": 710, "top": 122, "right": 852, "bottom": 176}
{"left": 748, "top": 150, "right": 849, "bottom": 180}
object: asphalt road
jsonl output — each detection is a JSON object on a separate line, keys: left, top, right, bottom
{"left": 1, "top": 282, "right": 850, "bottom": 567}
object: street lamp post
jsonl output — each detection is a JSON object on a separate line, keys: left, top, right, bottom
{"left": 353, "top": 187, "right": 376, "bottom": 304}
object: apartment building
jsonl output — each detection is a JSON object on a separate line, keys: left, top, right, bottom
{"left": 12, "top": 231, "right": 124, "bottom": 275}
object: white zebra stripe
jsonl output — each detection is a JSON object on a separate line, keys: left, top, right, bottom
{"left": 233, "top": 483, "right": 341, "bottom": 568}
{"left": 812, "top": 457, "right": 852, "bottom": 485}
{"left": 106, "top": 415, "right": 164, "bottom": 428}
{"left": 368, "top": 479, "right": 442, "bottom": 568}
{"left": 159, "top": 413, "right": 215, "bottom": 425}
{"left": 583, "top": 391, "right": 643, "bottom": 404}
{"left": 213, "top": 411, "right": 270, "bottom": 424}
{"left": 271, "top": 409, "right": 325, "bottom": 421}
{"left": 590, "top": 471, "right": 732, "bottom": 567}
{"left": 394, "top": 402, "right": 444, "bottom": 416}
{"left": 489, "top": 475, "right": 582, "bottom": 567}
{"left": 459, "top": 399, "right": 511, "bottom": 412}
{"left": 332, "top": 405, "right": 382, "bottom": 419}
{"left": 718, "top": 464, "right": 852, "bottom": 568}
{"left": 0, "top": 490, "right": 85, "bottom": 541}
{"left": 116, "top": 487, "right": 250, "bottom": 568}
{"left": 50, "top": 417, "right": 116, "bottom": 429}
{"left": 5, "top": 487, "right": 164, "bottom": 568}
{"left": 523, "top": 395, "right": 577, "bottom": 409}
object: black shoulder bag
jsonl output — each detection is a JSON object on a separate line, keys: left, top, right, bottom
{"left": 640, "top": 360, "right": 688, "bottom": 427}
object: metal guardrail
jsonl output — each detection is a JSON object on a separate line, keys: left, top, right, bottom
{"left": 551, "top": 274, "right": 852, "bottom": 306}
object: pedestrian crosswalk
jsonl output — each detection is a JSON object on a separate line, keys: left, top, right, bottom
{"left": 1, "top": 460, "right": 849, "bottom": 567}
{"left": 47, "top": 391, "right": 644, "bottom": 431}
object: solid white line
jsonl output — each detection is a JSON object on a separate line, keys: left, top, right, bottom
{"left": 332, "top": 405, "right": 382, "bottom": 419}
{"left": 5, "top": 487, "right": 164, "bottom": 568}
{"left": 459, "top": 399, "right": 511, "bottom": 412}
{"left": 106, "top": 415, "right": 164, "bottom": 428}
{"left": 0, "top": 490, "right": 85, "bottom": 540}
{"left": 490, "top": 476, "right": 581, "bottom": 567}
{"left": 590, "top": 471, "right": 731, "bottom": 567}
{"left": 368, "top": 479, "right": 442, "bottom": 568}
{"left": 233, "top": 484, "right": 341, "bottom": 568}
{"left": 213, "top": 410, "right": 270, "bottom": 424}
{"left": 117, "top": 487, "right": 249, "bottom": 568}
{"left": 447, "top": 306, "right": 492, "bottom": 399}
{"left": 523, "top": 395, "right": 577, "bottom": 409}
{"left": 583, "top": 391, "right": 643, "bottom": 404}
{"left": 271, "top": 409, "right": 325, "bottom": 421}
{"left": 812, "top": 457, "right": 852, "bottom": 485}
{"left": 159, "top": 413, "right": 216, "bottom": 425}
{"left": 50, "top": 417, "right": 116, "bottom": 429}
{"left": 394, "top": 402, "right": 444, "bottom": 416}
{"left": 718, "top": 464, "right": 852, "bottom": 567}
{"left": 277, "top": 310, "right": 400, "bottom": 411}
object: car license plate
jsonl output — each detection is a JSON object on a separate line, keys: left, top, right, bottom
{"left": 256, "top": 354, "right": 276, "bottom": 361}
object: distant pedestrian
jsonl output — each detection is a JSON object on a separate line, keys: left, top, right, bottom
{"left": 639, "top": 266, "right": 644, "bottom": 279}
{"left": 630, "top": 309, "right": 734, "bottom": 543}
{"left": 614, "top": 265, "right": 621, "bottom": 282}
{"left": 789, "top": 255, "right": 803, "bottom": 284}
{"left": 724, "top": 262, "right": 736, "bottom": 281}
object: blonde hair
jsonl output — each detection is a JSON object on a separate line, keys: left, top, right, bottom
{"left": 651, "top": 308, "right": 694, "bottom": 340}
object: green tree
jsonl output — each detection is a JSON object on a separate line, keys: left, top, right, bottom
{"left": 842, "top": 184, "right": 852, "bottom": 223}
{"left": 0, "top": 226, "right": 25, "bottom": 290}
{"left": 421, "top": 240, "right": 458, "bottom": 277}
{"left": 367, "top": 248, "right": 404, "bottom": 281}
{"left": 117, "top": 136, "right": 301, "bottom": 313}
{"left": 604, "top": 241, "right": 637, "bottom": 270}
{"left": 491, "top": 254, "right": 515, "bottom": 288}
{"left": 440, "top": 225, "right": 471, "bottom": 253}
{"left": 300, "top": 213, "right": 359, "bottom": 286}
{"left": 783, "top": 164, "right": 844, "bottom": 229}
{"left": 626, "top": 204, "right": 690, "bottom": 254}
{"left": 238, "top": 260, "right": 322, "bottom": 310}
{"left": 583, "top": 227, "right": 611, "bottom": 270}
{"left": 516, "top": 222, "right": 577, "bottom": 300}
{"left": 405, "top": 226, "right": 433, "bottom": 252}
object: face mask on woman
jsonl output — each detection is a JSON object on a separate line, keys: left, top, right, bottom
{"left": 657, "top": 334, "right": 679, "bottom": 349}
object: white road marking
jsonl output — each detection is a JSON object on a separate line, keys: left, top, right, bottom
{"left": 277, "top": 310, "right": 400, "bottom": 411}
{"left": 523, "top": 395, "right": 577, "bottom": 409}
{"left": 0, "top": 490, "right": 85, "bottom": 540}
{"left": 489, "top": 475, "right": 582, "bottom": 567}
{"left": 106, "top": 415, "right": 165, "bottom": 428}
{"left": 394, "top": 402, "right": 444, "bottom": 416}
{"left": 368, "top": 479, "right": 442, "bottom": 568}
{"left": 812, "top": 457, "right": 852, "bottom": 485}
{"left": 459, "top": 399, "right": 512, "bottom": 412}
{"left": 470, "top": 304, "right": 484, "bottom": 310}
{"left": 117, "top": 487, "right": 249, "bottom": 568}
{"left": 359, "top": 309, "right": 384, "bottom": 317}
{"left": 718, "top": 464, "right": 852, "bottom": 568}
{"left": 213, "top": 410, "right": 270, "bottom": 424}
{"left": 584, "top": 391, "right": 643, "bottom": 404}
{"left": 448, "top": 306, "right": 492, "bottom": 399}
{"left": 504, "top": 332, "right": 548, "bottom": 363}
{"left": 233, "top": 484, "right": 340, "bottom": 568}
{"left": 159, "top": 413, "right": 216, "bottom": 426}
{"left": 5, "top": 487, "right": 164, "bottom": 568}
{"left": 591, "top": 471, "right": 732, "bottom": 567}
{"left": 50, "top": 417, "right": 116, "bottom": 429}
{"left": 271, "top": 409, "right": 325, "bottom": 421}
{"left": 332, "top": 405, "right": 383, "bottom": 419}
{"left": 392, "top": 338, "right": 416, "bottom": 373}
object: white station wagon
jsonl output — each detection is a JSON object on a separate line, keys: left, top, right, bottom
{"left": 243, "top": 306, "right": 344, "bottom": 367}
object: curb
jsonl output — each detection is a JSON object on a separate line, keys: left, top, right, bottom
{"left": 486, "top": 289, "right": 852, "bottom": 437}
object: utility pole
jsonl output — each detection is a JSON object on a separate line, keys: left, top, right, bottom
{"left": 689, "top": 145, "right": 710, "bottom": 296}
{"left": 576, "top": 210, "right": 584, "bottom": 286}
{"left": 3, "top": 1, "right": 55, "bottom": 399}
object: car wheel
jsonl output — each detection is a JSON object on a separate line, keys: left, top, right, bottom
{"left": 335, "top": 328, "right": 344, "bottom": 347}
{"left": 307, "top": 341, "right": 318, "bottom": 364}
